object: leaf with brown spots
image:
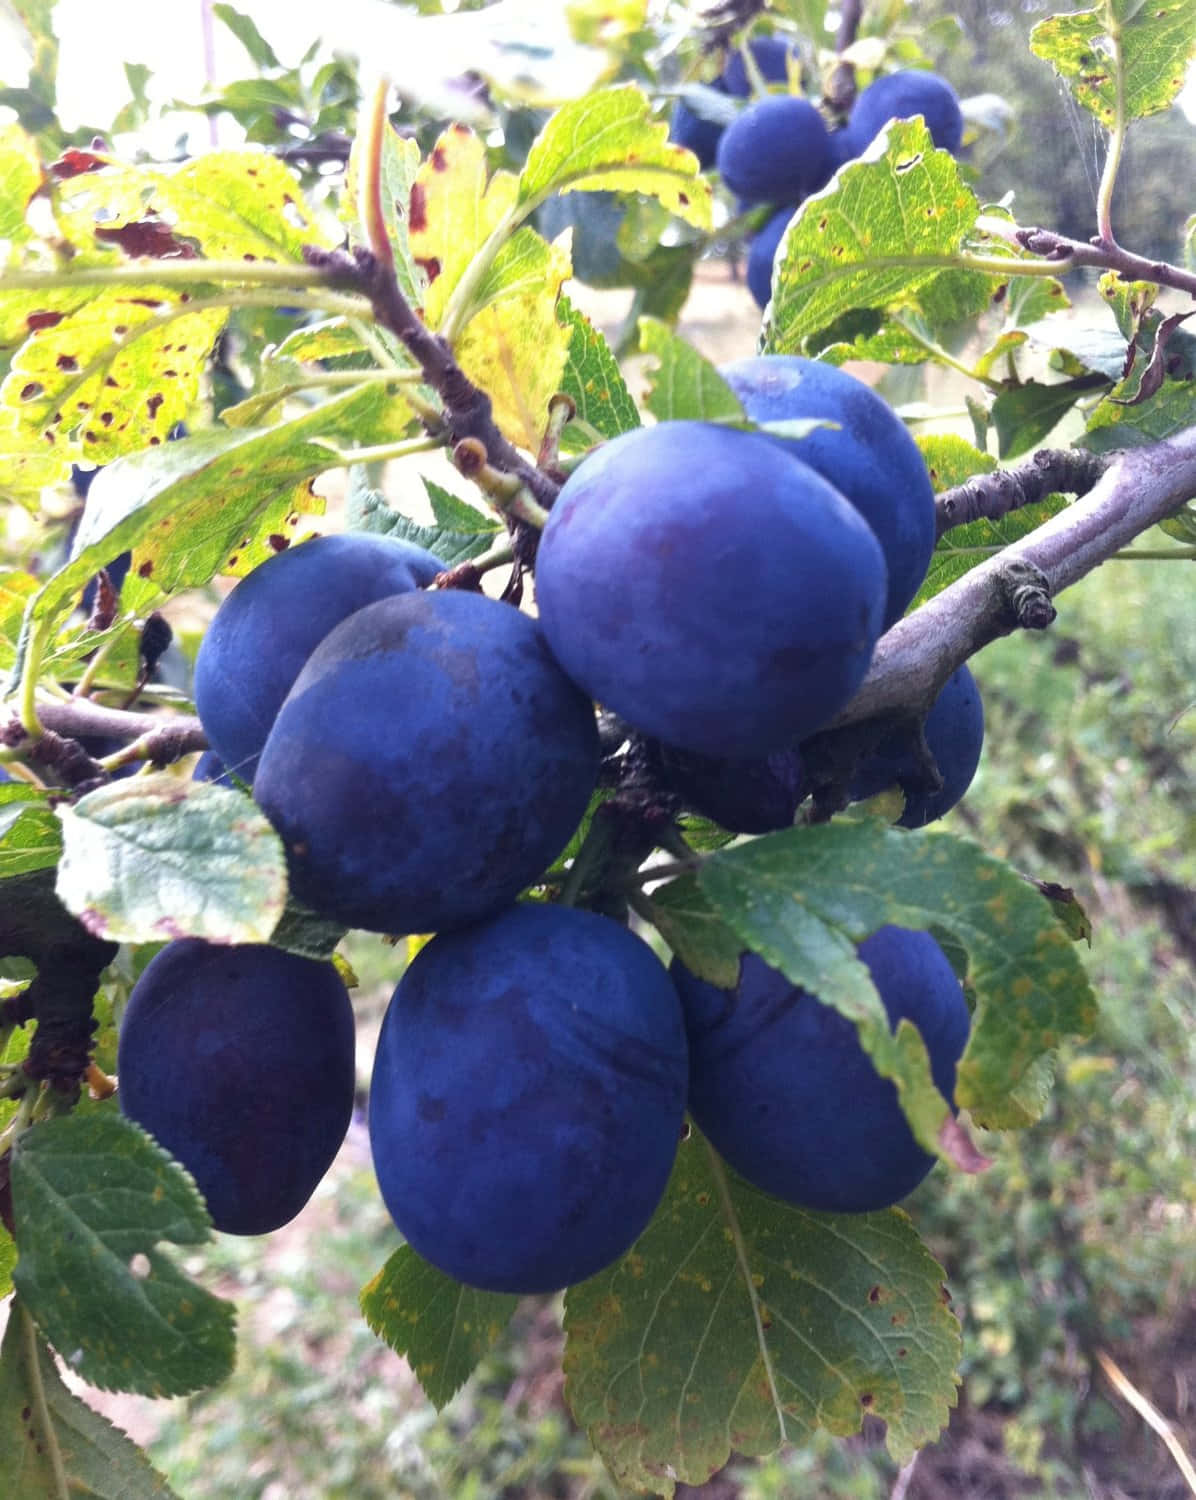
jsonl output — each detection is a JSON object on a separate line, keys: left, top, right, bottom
{"left": 1030, "top": 0, "right": 1196, "bottom": 126}
{"left": 765, "top": 121, "right": 999, "bottom": 356}
{"left": 343, "top": 119, "right": 426, "bottom": 312}
{"left": 0, "top": 286, "right": 227, "bottom": 464}
{"left": 693, "top": 821, "right": 1097, "bottom": 1132}
{"left": 408, "top": 124, "right": 520, "bottom": 331}
{"left": 564, "top": 1126, "right": 961, "bottom": 1494}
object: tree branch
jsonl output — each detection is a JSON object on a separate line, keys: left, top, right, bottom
{"left": 834, "top": 425, "right": 1196, "bottom": 726}
{"left": 936, "top": 448, "right": 1111, "bottom": 536}
{"left": 1011, "top": 225, "right": 1196, "bottom": 301}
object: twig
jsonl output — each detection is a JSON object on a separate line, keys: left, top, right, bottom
{"left": 1096, "top": 1349, "right": 1196, "bottom": 1495}
{"left": 832, "top": 423, "right": 1196, "bottom": 727}
{"left": 936, "top": 448, "right": 1111, "bottom": 537}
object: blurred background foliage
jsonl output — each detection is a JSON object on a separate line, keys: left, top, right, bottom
{"left": 3, "top": 0, "right": 1196, "bottom": 1493}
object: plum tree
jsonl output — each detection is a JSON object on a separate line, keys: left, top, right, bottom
{"left": 746, "top": 206, "right": 792, "bottom": 308}
{"left": 716, "top": 95, "right": 835, "bottom": 205}
{"left": 672, "top": 926, "right": 971, "bottom": 1212}
{"left": 253, "top": 588, "right": 600, "bottom": 934}
{"left": 842, "top": 69, "right": 964, "bottom": 157}
{"left": 850, "top": 664, "right": 986, "bottom": 827}
{"left": 670, "top": 35, "right": 798, "bottom": 168}
{"left": 535, "top": 421, "right": 886, "bottom": 758}
{"left": 117, "top": 940, "right": 356, "bottom": 1236}
{"left": 654, "top": 742, "right": 806, "bottom": 834}
{"left": 194, "top": 532, "right": 443, "bottom": 783}
{"left": 368, "top": 902, "right": 688, "bottom": 1293}
{"left": 720, "top": 356, "right": 937, "bottom": 627}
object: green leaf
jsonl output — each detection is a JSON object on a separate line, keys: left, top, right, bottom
{"left": 424, "top": 480, "right": 498, "bottom": 533}
{"left": 360, "top": 1246, "right": 517, "bottom": 1410}
{"left": 563, "top": 1127, "right": 961, "bottom": 1494}
{"left": 1020, "top": 314, "right": 1128, "bottom": 379}
{"left": 991, "top": 376, "right": 1104, "bottom": 459}
{"left": 557, "top": 295, "right": 641, "bottom": 449}
{"left": 212, "top": 3, "right": 281, "bottom": 69}
{"left": 11, "top": 1112, "right": 236, "bottom": 1397}
{"left": 0, "top": 1301, "right": 182, "bottom": 1498}
{"left": 518, "top": 85, "right": 713, "bottom": 231}
{"left": 765, "top": 121, "right": 993, "bottom": 353}
{"left": 344, "top": 119, "right": 425, "bottom": 313}
{"left": 347, "top": 483, "right": 495, "bottom": 568}
{"left": 637, "top": 317, "right": 745, "bottom": 424}
{"left": 25, "top": 384, "right": 390, "bottom": 635}
{"left": 1029, "top": 0, "right": 1196, "bottom": 127}
{"left": 0, "top": 122, "right": 42, "bottom": 254}
{"left": 55, "top": 776, "right": 288, "bottom": 946}
{"left": 694, "top": 822, "right": 1098, "bottom": 1131}
{"left": 0, "top": 790, "right": 61, "bottom": 881}
{"left": 1084, "top": 377, "right": 1196, "bottom": 451}
{"left": 647, "top": 874, "right": 743, "bottom": 990}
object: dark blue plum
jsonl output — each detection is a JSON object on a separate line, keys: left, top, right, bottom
{"left": 720, "top": 355, "right": 936, "bottom": 627}
{"left": 656, "top": 743, "right": 806, "bottom": 834}
{"left": 670, "top": 37, "right": 799, "bottom": 168}
{"left": 0, "top": 765, "right": 10, "bottom": 783}
{"left": 253, "top": 589, "right": 600, "bottom": 936}
{"left": 672, "top": 926, "right": 971, "bottom": 1212}
{"left": 849, "top": 664, "right": 985, "bottom": 827}
{"left": 716, "top": 96, "right": 834, "bottom": 206}
{"left": 670, "top": 94, "right": 726, "bottom": 170}
{"left": 720, "top": 35, "right": 798, "bottom": 97}
{"left": 118, "top": 939, "right": 356, "bottom": 1235}
{"left": 194, "top": 532, "right": 444, "bottom": 783}
{"left": 369, "top": 903, "right": 688, "bottom": 1293}
{"left": 746, "top": 207, "right": 793, "bottom": 309}
{"left": 535, "top": 421, "right": 886, "bottom": 759}
{"left": 844, "top": 70, "right": 964, "bottom": 157}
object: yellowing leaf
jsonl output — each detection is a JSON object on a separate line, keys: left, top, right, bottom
{"left": 455, "top": 228, "right": 572, "bottom": 450}
{"left": 518, "top": 85, "right": 713, "bottom": 230}
{"left": 409, "top": 125, "right": 520, "bottom": 330}
{"left": 0, "top": 122, "right": 43, "bottom": 254}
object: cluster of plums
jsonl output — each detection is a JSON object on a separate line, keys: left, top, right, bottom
{"left": 116, "top": 354, "right": 982, "bottom": 1292}
{"left": 671, "top": 40, "right": 964, "bottom": 309}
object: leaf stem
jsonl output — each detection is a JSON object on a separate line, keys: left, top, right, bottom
{"left": 359, "top": 78, "right": 397, "bottom": 273}
{"left": 19, "top": 1301, "right": 71, "bottom": 1500}
{"left": 311, "top": 432, "right": 447, "bottom": 465}
{"left": 1, "top": 259, "right": 367, "bottom": 294}
{"left": 1095, "top": 18, "right": 1128, "bottom": 247}
{"left": 891, "top": 315, "right": 1004, "bottom": 393}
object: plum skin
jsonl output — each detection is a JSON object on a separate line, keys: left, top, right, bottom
{"left": 117, "top": 940, "right": 356, "bottom": 1236}
{"left": 672, "top": 926, "right": 971, "bottom": 1213}
{"left": 670, "top": 36, "right": 797, "bottom": 168}
{"left": 717, "top": 96, "right": 834, "bottom": 206}
{"left": 253, "top": 589, "right": 600, "bottom": 936}
{"left": 535, "top": 421, "right": 887, "bottom": 759}
{"left": 194, "top": 532, "right": 443, "bottom": 783}
{"left": 850, "top": 664, "right": 985, "bottom": 827}
{"left": 368, "top": 903, "right": 689, "bottom": 1293}
{"left": 844, "top": 70, "right": 964, "bottom": 156}
{"left": 720, "top": 356, "right": 937, "bottom": 628}
{"left": 747, "top": 207, "right": 792, "bottom": 309}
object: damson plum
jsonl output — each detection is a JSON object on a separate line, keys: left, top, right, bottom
{"left": 194, "top": 532, "right": 444, "bottom": 782}
{"left": 117, "top": 940, "right": 355, "bottom": 1235}
{"left": 368, "top": 903, "right": 688, "bottom": 1293}
{"left": 253, "top": 589, "right": 600, "bottom": 935}
{"left": 535, "top": 422, "right": 886, "bottom": 758}
{"left": 850, "top": 664, "right": 985, "bottom": 827}
{"left": 720, "top": 356, "right": 936, "bottom": 627}
{"left": 672, "top": 926, "right": 971, "bottom": 1213}
{"left": 746, "top": 207, "right": 792, "bottom": 309}
{"left": 716, "top": 95, "right": 835, "bottom": 205}
{"left": 843, "top": 70, "right": 964, "bottom": 157}
{"left": 655, "top": 742, "right": 806, "bottom": 834}
{"left": 670, "top": 36, "right": 799, "bottom": 168}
